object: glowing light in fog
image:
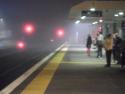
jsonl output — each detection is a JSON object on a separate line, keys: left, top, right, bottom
{"left": 57, "top": 29, "right": 64, "bottom": 37}
{"left": 22, "top": 23, "right": 35, "bottom": 35}
{"left": 75, "top": 20, "right": 80, "bottom": 24}
{"left": 90, "top": 8, "right": 96, "bottom": 12}
{"left": 17, "top": 41, "right": 25, "bottom": 49}
{"left": 92, "top": 21, "right": 98, "bottom": 25}
{"left": 119, "top": 12, "right": 124, "bottom": 16}
{"left": 26, "top": 26, "right": 32, "bottom": 32}
{"left": 114, "top": 14, "right": 119, "bottom": 17}
{"left": 81, "top": 16, "right": 86, "bottom": 20}
{"left": 99, "top": 19, "right": 103, "bottom": 23}
{"left": 58, "top": 31, "right": 63, "bottom": 35}
{"left": 25, "top": 25, "right": 34, "bottom": 34}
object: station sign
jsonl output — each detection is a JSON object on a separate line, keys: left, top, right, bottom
{"left": 81, "top": 10, "right": 102, "bottom": 17}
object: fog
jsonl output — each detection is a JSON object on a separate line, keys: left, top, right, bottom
{"left": 67, "top": 23, "right": 98, "bottom": 45}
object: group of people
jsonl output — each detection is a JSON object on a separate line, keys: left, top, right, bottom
{"left": 86, "top": 32, "right": 104, "bottom": 58}
{"left": 86, "top": 32, "right": 125, "bottom": 68}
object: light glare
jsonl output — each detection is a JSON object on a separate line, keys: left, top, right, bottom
{"left": 17, "top": 41, "right": 25, "bottom": 49}
{"left": 90, "top": 8, "right": 96, "bottom": 11}
{"left": 92, "top": 21, "right": 98, "bottom": 25}
{"left": 22, "top": 22, "right": 35, "bottom": 35}
{"left": 75, "top": 20, "right": 80, "bottom": 24}
{"left": 57, "top": 29, "right": 64, "bottom": 37}
{"left": 81, "top": 16, "right": 86, "bottom": 19}
{"left": 99, "top": 20, "right": 103, "bottom": 23}
{"left": 114, "top": 14, "right": 119, "bottom": 17}
{"left": 119, "top": 12, "right": 124, "bottom": 16}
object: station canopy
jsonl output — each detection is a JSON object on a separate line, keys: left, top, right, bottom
{"left": 69, "top": 1, "right": 125, "bottom": 23}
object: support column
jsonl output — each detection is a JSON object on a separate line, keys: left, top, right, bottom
{"left": 121, "top": 20, "right": 125, "bottom": 39}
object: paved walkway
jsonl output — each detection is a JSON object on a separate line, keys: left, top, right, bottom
{"left": 11, "top": 44, "right": 125, "bottom": 94}
{"left": 45, "top": 44, "right": 125, "bottom": 94}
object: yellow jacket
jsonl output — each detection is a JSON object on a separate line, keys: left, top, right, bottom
{"left": 104, "top": 37, "right": 113, "bottom": 50}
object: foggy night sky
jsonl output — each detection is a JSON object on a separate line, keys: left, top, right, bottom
{"left": 0, "top": 0, "right": 84, "bottom": 42}
{"left": 0, "top": 0, "right": 83, "bottom": 27}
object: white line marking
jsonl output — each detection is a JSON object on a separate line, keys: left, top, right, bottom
{"left": 0, "top": 43, "right": 65, "bottom": 94}
{"left": 61, "top": 47, "right": 68, "bottom": 52}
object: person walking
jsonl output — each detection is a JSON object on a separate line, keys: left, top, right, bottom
{"left": 104, "top": 34, "right": 113, "bottom": 67}
{"left": 86, "top": 34, "right": 92, "bottom": 56}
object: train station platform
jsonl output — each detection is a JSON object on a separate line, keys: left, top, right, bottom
{"left": 2, "top": 43, "right": 125, "bottom": 94}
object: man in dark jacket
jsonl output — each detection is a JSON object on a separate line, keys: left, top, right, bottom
{"left": 113, "top": 34, "right": 122, "bottom": 64}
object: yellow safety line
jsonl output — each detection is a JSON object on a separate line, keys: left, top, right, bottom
{"left": 21, "top": 51, "right": 66, "bottom": 94}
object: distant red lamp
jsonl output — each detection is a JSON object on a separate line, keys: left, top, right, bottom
{"left": 16, "top": 41, "right": 25, "bottom": 49}
{"left": 23, "top": 23, "right": 35, "bottom": 35}
{"left": 56, "top": 29, "right": 64, "bottom": 37}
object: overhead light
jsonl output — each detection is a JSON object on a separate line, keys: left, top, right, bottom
{"left": 99, "top": 19, "right": 103, "bottom": 23}
{"left": 119, "top": 12, "right": 124, "bottom": 16}
{"left": 75, "top": 20, "right": 80, "bottom": 24}
{"left": 90, "top": 8, "right": 96, "bottom": 12}
{"left": 81, "top": 16, "right": 86, "bottom": 19}
{"left": 92, "top": 21, "right": 98, "bottom": 25}
{"left": 114, "top": 14, "right": 119, "bottom": 17}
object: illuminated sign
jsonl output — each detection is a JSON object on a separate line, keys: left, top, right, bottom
{"left": 81, "top": 10, "right": 102, "bottom": 17}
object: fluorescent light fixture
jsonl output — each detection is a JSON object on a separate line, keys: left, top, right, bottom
{"left": 99, "top": 19, "right": 103, "bottom": 23}
{"left": 81, "top": 16, "right": 86, "bottom": 19}
{"left": 90, "top": 8, "right": 96, "bottom": 12}
{"left": 119, "top": 12, "right": 124, "bottom": 16}
{"left": 114, "top": 14, "right": 119, "bottom": 17}
{"left": 92, "top": 21, "right": 98, "bottom": 25}
{"left": 75, "top": 20, "right": 80, "bottom": 24}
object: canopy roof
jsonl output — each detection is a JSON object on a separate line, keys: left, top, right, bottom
{"left": 69, "top": 1, "right": 125, "bottom": 20}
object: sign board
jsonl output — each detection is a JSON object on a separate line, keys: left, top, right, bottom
{"left": 81, "top": 10, "right": 102, "bottom": 17}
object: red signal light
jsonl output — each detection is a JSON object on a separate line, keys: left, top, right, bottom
{"left": 16, "top": 41, "right": 25, "bottom": 49}
{"left": 22, "top": 22, "right": 35, "bottom": 35}
{"left": 57, "top": 29, "right": 64, "bottom": 37}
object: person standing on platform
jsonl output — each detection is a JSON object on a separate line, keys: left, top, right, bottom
{"left": 120, "top": 40, "right": 125, "bottom": 68}
{"left": 96, "top": 32, "right": 104, "bottom": 58}
{"left": 104, "top": 34, "right": 113, "bottom": 67}
{"left": 86, "top": 34, "right": 92, "bottom": 56}
{"left": 112, "top": 33, "right": 122, "bottom": 64}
